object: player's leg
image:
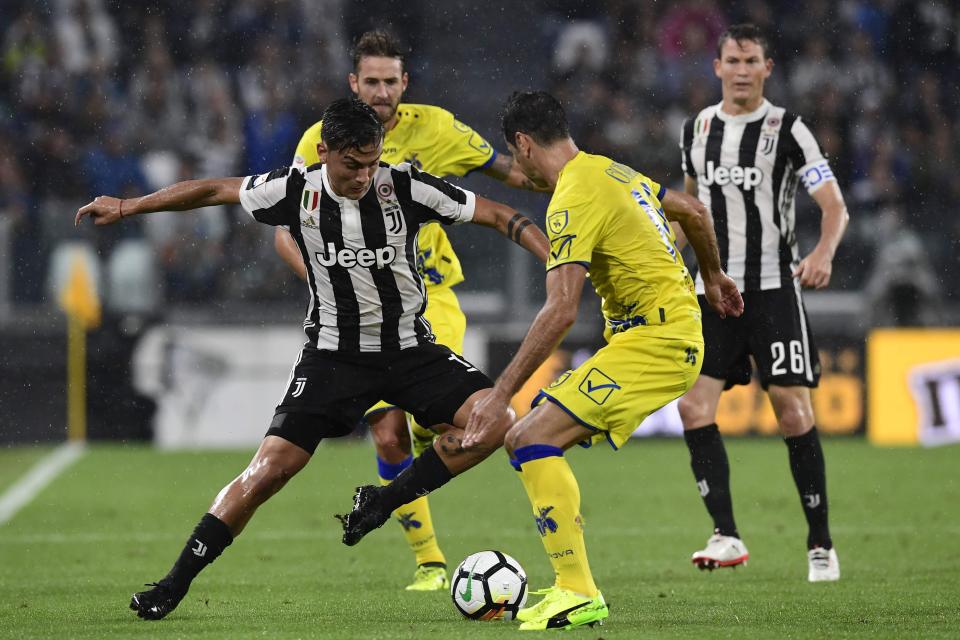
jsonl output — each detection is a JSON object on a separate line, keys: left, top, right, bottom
{"left": 367, "top": 407, "right": 447, "bottom": 590}
{"left": 767, "top": 384, "right": 838, "bottom": 581}
{"left": 339, "top": 344, "right": 506, "bottom": 545}
{"left": 504, "top": 403, "right": 607, "bottom": 628}
{"left": 751, "top": 287, "right": 837, "bottom": 581}
{"left": 678, "top": 295, "right": 751, "bottom": 569}
{"left": 131, "top": 432, "right": 312, "bottom": 620}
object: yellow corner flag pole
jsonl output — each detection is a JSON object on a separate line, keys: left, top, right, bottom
{"left": 59, "top": 252, "right": 101, "bottom": 443}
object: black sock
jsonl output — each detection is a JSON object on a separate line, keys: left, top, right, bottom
{"left": 784, "top": 427, "right": 832, "bottom": 549}
{"left": 684, "top": 424, "right": 739, "bottom": 538}
{"left": 379, "top": 446, "right": 453, "bottom": 512}
{"left": 163, "top": 513, "right": 234, "bottom": 591}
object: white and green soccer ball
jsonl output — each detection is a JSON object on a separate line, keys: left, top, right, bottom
{"left": 450, "top": 550, "right": 528, "bottom": 621}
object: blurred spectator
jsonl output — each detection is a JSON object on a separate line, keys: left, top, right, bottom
{"left": 0, "top": 1, "right": 956, "bottom": 316}
{"left": 864, "top": 206, "right": 944, "bottom": 327}
{"left": 53, "top": 0, "right": 119, "bottom": 75}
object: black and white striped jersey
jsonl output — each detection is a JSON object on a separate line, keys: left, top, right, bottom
{"left": 681, "top": 99, "right": 836, "bottom": 293}
{"left": 238, "top": 162, "right": 476, "bottom": 352}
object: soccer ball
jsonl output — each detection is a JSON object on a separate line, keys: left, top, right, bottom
{"left": 450, "top": 550, "right": 528, "bottom": 621}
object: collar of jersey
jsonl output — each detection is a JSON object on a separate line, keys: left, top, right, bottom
{"left": 320, "top": 164, "right": 351, "bottom": 204}
{"left": 714, "top": 98, "right": 770, "bottom": 124}
{"left": 557, "top": 150, "right": 588, "bottom": 184}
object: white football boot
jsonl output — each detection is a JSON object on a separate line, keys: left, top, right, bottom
{"left": 691, "top": 532, "right": 749, "bottom": 570}
{"left": 807, "top": 547, "right": 840, "bottom": 582}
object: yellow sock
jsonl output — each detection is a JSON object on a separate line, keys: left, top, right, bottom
{"left": 519, "top": 454, "right": 597, "bottom": 596}
{"left": 379, "top": 475, "right": 445, "bottom": 566}
{"left": 408, "top": 416, "right": 437, "bottom": 458}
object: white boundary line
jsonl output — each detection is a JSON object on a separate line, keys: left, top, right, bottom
{"left": 0, "top": 441, "right": 86, "bottom": 526}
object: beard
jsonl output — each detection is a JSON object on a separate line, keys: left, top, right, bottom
{"left": 370, "top": 100, "right": 398, "bottom": 123}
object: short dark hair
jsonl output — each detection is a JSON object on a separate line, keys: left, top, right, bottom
{"left": 501, "top": 91, "right": 570, "bottom": 147}
{"left": 320, "top": 97, "right": 384, "bottom": 152}
{"left": 717, "top": 23, "right": 770, "bottom": 59}
{"left": 351, "top": 30, "right": 406, "bottom": 72}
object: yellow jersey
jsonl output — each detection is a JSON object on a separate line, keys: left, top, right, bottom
{"left": 545, "top": 151, "right": 701, "bottom": 340}
{"left": 293, "top": 104, "right": 497, "bottom": 290}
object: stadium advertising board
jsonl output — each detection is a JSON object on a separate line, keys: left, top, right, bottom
{"left": 868, "top": 329, "right": 960, "bottom": 447}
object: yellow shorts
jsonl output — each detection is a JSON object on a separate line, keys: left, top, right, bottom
{"left": 533, "top": 328, "right": 703, "bottom": 450}
{"left": 365, "top": 286, "right": 467, "bottom": 417}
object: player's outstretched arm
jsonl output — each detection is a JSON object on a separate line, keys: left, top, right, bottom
{"left": 463, "top": 264, "right": 585, "bottom": 447}
{"left": 661, "top": 188, "right": 744, "bottom": 319}
{"left": 793, "top": 182, "right": 848, "bottom": 289}
{"left": 74, "top": 178, "right": 245, "bottom": 226}
{"left": 275, "top": 227, "right": 308, "bottom": 281}
{"left": 470, "top": 196, "right": 550, "bottom": 263}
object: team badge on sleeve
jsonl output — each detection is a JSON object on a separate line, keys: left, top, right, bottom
{"left": 547, "top": 210, "right": 569, "bottom": 235}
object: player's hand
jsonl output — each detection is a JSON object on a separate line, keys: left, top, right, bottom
{"left": 703, "top": 271, "right": 744, "bottom": 319}
{"left": 75, "top": 196, "right": 124, "bottom": 227}
{"left": 463, "top": 389, "right": 513, "bottom": 449}
{"left": 793, "top": 247, "right": 833, "bottom": 289}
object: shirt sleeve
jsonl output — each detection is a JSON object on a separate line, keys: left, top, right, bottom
{"left": 404, "top": 164, "right": 476, "bottom": 225}
{"left": 680, "top": 117, "right": 696, "bottom": 178}
{"left": 292, "top": 120, "right": 323, "bottom": 170}
{"left": 427, "top": 108, "right": 496, "bottom": 177}
{"left": 789, "top": 117, "right": 836, "bottom": 195}
{"left": 544, "top": 194, "right": 603, "bottom": 272}
{"left": 238, "top": 166, "right": 304, "bottom": 227}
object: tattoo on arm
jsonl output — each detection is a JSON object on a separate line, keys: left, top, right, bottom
{"left": 439, "top": 434, "right": 465, "bottom": 456}
{"left": 485, "top": 153, "right": 513, "bottom": 180}
{"left": 506, "top": 213, "right": 534, "bottom": 245}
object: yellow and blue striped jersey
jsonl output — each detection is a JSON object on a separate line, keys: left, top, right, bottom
{"left": 293, "top": 104, "right": 496, "bottom": 290}
{"left": 545, "top": 152, "right": 701, "bottom": 340}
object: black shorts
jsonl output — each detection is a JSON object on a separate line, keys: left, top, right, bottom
{"left": 266, "top": 342, "right": 492, "bottom": 454}
{"left": 699, "top": 286, "right": 821, "bottom": 390}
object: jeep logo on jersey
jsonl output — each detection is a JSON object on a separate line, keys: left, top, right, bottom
{"left": 316, "top": 243, "right": 397, "bottom": 269}
{"left": 700, "top": 160, "right": 763, "bottom": 190}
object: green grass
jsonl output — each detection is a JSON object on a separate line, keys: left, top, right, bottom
{"left": 0, "top": 439, "right": 958, "bottom": 639}
{"left": 0, "top": 445, "right": 53, "bottom": 493}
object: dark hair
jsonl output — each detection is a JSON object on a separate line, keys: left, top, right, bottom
{"left": 501, "top": 91, "right": 570, "bottom": 146}
{"left": 320, "top": 97, "right": 384, "bottom": 152}
{"left": 351, "top": 30, "right": 406, "bottom": 72}
{"left": 717, "top": 23, "right": 770, "bottom": 59}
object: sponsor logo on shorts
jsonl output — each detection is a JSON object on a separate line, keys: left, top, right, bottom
{"left": 548, "top": 371, "right": 573, "bottom": 388}
{"left": 579, "top": 368, "right": 621, "bottom": 405}
{"left": 291, "top": 377, "right": 307, "bottom": 398}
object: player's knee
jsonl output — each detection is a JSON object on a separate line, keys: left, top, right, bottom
{"left": 504, "top": 416, "right": 535, "bottom": 453}
{"left": 777, "top": 405, "right": 814, "bottom": 437}
{"left": 678, "top": 394, "right": 709, "bottom": 427}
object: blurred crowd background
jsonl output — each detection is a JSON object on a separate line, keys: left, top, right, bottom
{"left": 1, "top": 0, "right": 957, "bottom": 325}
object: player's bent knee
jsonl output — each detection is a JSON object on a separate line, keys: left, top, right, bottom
{"left": 677, "top": 395, "right": 709, "bottom": 427}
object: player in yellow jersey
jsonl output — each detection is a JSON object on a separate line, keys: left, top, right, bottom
{"left": 276, "top": 31, "right": 540, "bottom": 592}
{"left": 338, "top": 91, "right": 743, "bottom": 630}
{"left": 465, "top": 92, "right": 743, "bottom": 630}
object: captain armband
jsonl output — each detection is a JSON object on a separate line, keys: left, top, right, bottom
{"left": 800, "top": 160, "right": 836, "bottom": 193}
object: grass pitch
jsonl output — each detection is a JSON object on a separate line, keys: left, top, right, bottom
{"left": 1, "top": 438, "right": 958, "bottom": 639}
